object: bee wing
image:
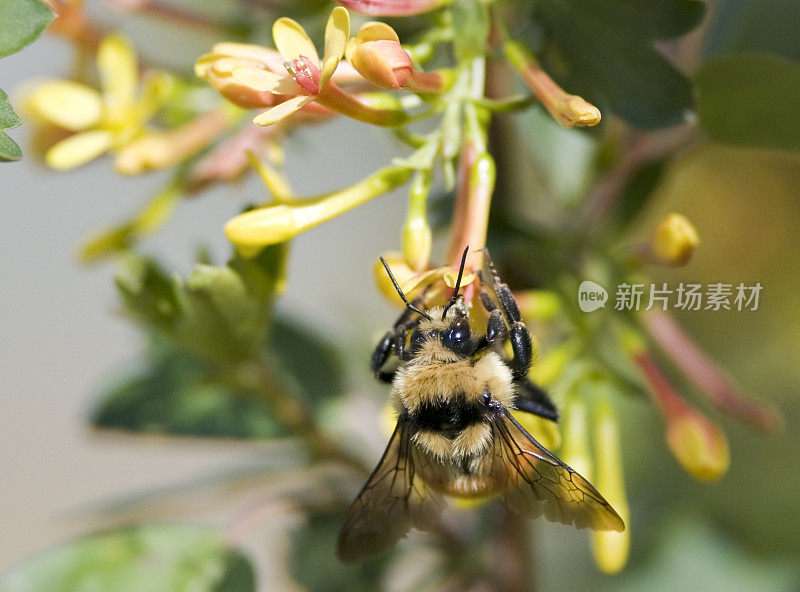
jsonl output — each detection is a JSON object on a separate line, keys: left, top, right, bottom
{"left": 337, "top": 421, "right": 446, "bottom": 562}
{"left": 489, "top": 407, "right": 625, "bottom": 532}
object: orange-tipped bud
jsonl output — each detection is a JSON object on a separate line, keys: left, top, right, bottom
{"left": 629, "top": 342, "right": 730, "bottom": 482}
{"left": 504, "top": 40, "right": 600, "bottom": 128}
{"left": 651, "top": 213, "right": 699, "bottom": 266}
{"left": 666, "top": 409, "right": 730, "bottom": 482}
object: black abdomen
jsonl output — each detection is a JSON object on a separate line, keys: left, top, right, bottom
{"left": 407, "top": 394, "right": 485, "bottom": 439}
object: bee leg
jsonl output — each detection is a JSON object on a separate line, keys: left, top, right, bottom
{"left": 478, "top": 255, "right": 532, "bottom": 379}
{"left": 371, "top": 331, "right": 396, "bottom": 382}
{"left": 513, "top": 378, "right": 559, "bottom": 421}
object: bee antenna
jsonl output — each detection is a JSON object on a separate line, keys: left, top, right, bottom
{"left": 442, "top": 245, "right": 469, "bottom": 320}
{"left": 380, "top": 257, "right": 432, "bottom": 321}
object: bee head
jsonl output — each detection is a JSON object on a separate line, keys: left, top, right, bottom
{"left": 410, "top": 304, "right": 473, "bottom": 357}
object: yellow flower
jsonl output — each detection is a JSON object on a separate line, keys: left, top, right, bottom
{"left": 23, "top": 33, "right": 170, "bottom": 171}
{"left": 221, "top": 7, "right": 350, "bottom": 126}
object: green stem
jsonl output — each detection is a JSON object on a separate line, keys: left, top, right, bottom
{"left": 230, "top": 357, "right": 367, "bottom": 476}
{"left": 317, "top": 83, "right": 410, "bottom": 127}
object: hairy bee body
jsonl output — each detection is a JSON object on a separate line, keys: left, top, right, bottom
{"left": 391, "top": 307, "right": 514, "bottom": 462}
{"left": 337, "top": 251, "right": 624, "bottom": 562}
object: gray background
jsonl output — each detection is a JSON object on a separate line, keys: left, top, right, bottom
{"left": 0, "top": 32, "right": 405, "bottom": 568}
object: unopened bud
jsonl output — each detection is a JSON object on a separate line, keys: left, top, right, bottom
{"left": 504, "top": 40, "right": 600, "bottom": 128}
{"left": 346, "top": 22, "right": 450, "bottom": 93}
{"left": 591, "top": 397, "right": 630, "bottom": 574}
{"left": 402, "top": 216, "right": 432, "bottom": 272}
{"left": 666, "top": 410, "right": 730, "bottom": 481}
{"left": 651, "top": 213, "right": 699, "bottom": 266}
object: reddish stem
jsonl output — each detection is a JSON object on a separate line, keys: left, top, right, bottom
{"left": 642, "top": 310, "right": 781, "bottom": 432}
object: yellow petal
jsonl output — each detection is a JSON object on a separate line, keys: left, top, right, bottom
{"left": 211, "top": 56, "right": 264, "bottom": 76}
{"left": 45, "top": 130, "right": 114, "bottom": 170}
{"left": 344, "top": 38, "right": 360, "bottom": 65}
{"left": 211, "top": 42, "right": 282, "bottom": 64}
{"left": 252, "top": 95, "right": 314, "bottom": 126}
{"left": 358, "top": 21, "right": 399, "bottom": 43}
{"left": 232, "top": 67, "right": 302, "bottom": 95}
{"left": 25, "top": 80, "right": 103, "bottom": 131}
{"left": 320, "top": 7, "right": 350, "bottom": 87}
{"left": 97, "top": 33, "right": 138, "bottom": 110}
{"left": 134, "top": 71, "right": 172, "bottom": 123}
{"left": 273, "top": 17, "right": 319, "bottom": 63}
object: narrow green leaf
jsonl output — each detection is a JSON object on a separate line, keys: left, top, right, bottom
{"left": 694, "top": 54, "right": 800, "bottom": 152}
{"left": 0, "top": 524, "right": 255, "bottom": 592}
{"left": 0, "top": 0, "right": 55, "bottom": 58}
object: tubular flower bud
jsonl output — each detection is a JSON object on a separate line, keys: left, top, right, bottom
{"left": 628, "top": 341, "right": 730, "bottom": 482}
{"left": 345, "top": 22, "right": 451, "bottom": 94}
{"left": 642, "top": 310, "right": 781, "bottom": 432}
{"left": 665, "top": 409, "right": 730, "bottom": 482}
{"left": 650, "top": 213, "right": 700, "bottom": 266}
{"left": 335, "top": 0, "right": 454, "bottom": 16}
{"left": 504, "top": 40, "right": 600, "bottom": 128}
{"left": 225, "top": 166, "right": 412, "bottom": 253}
{"left": 591, "top": 397, "right": 630, "bottom": 574}
{"left": 560, "top": 397, "right": 592, "bottom": 478}
{"left": 402, "top": 171, "right": 433, "bottom": 272}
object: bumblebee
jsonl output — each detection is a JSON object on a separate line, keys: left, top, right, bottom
{"left": 337, "top": 248, "right": 624, "bottom": 562}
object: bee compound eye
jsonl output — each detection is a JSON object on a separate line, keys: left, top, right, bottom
{"left": 442, "top": 323, "right": 472, "bottom": 356}
{"left": 482, "top": 391, "right": 491, "bottom": 405}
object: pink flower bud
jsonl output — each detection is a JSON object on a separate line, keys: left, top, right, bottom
{"left": 351, "top": 39, "right": 413, "bottom": 89}
{"left": 336, "top": 0, "right": 449, "bottom": 16}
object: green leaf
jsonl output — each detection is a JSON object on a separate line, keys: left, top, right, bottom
{"left": 704, "top": 0, "right": 800, "bottom": 62}
{"left": 0, "top": 89, "right": 21, "bottom": 129}
{"left": 289, "top": 512, "right": 391, "bottom": 592}
{"left": 0, "top": 523, "right": 255, "bottom": 592}
{"left": 531, "top": 0, "right": 704, "bottom": 128}
{"left": 0, "top": 131, "right": 22, "bottom": 161}
{"left": 0, "top": 89, "right": 22, "bottom": 161}
{"left": 694, "top": 54, "right": 800, "bottom": 152}
{"left": 0, "top": 0, "right": 55, "bottom": 58}
{"left": 91, "top": 338, "right": 285, "bottom": 439}
{"left": 91, "top": 316, "right": 343, "bottom": 439}
{"left": 116, "top": 256, "right": 273, "bottom": 365}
